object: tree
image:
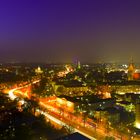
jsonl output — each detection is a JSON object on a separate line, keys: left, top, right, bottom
{"left": 32, "top": 78, "right": 47, "bottom": 96}
{"left": 24, "top": 97, "right": 39, "bottom": 115}
{"left": 61, "top": 125, "right": 74, "bottom": 134}
{"left": 57, "top": 86, "right": 64, "bottom": 93}
{"left": 83, "top": 110, "right": 89, "bottom": 127}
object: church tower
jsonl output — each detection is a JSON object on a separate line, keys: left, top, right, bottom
{"left": 77, "top": 61, "right": 81, "bottom": 69}
{"left": 127, "top": 57, "right": 135, "bottom": 81}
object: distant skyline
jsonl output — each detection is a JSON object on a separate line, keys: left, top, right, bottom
{"left": 1, "top": 0, "right": 140, "bottom": 63}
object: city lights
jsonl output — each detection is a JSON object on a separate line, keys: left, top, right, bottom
{"left": 1, "top": 1, "right": 140, "bottom": 139}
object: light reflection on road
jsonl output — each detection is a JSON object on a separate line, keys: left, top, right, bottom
{"left": 7, "top": 83, "right": 97, "bottom": 140}
{"left": 36, "top": 109, "right": 96, "bottom": 140}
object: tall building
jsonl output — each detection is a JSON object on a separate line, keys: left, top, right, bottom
{"left": 127, "top": 58, "right": 135, "bottom": 81}
{"left": 77, "top": 61, "right": 81, "bottom": 69}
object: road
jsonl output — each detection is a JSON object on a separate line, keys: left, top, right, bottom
{"left": 7, "top": 85, "right": 97, "bottom": 139}
{"left": 6, "top": 82, "right": 132, "bottom": 140}
{"left": 36, "top": 109, "right": 96, "bottom": 140}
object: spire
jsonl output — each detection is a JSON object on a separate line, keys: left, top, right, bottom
{"left": 77, "top": 61, "right": 81, "bottom": 69}
{"left": 130, "top": 56, "right": 133, "bottom": 65}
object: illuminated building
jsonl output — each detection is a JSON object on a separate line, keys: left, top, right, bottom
{"left": 57, "top": 64, "right": 74, "bottom": 77}
{"left": 35, "top": 66, "right": 43, "bottom": 74}
{"left": 114, "top": 85, "right": 140, "bottom": 95}
{"left": 133, "top": 69, "right": 140, "bottom": 80}
{"left": 56, "top": 97, "right": 74, "bottom": 112}
{"left": 127, "top": 59, "right": 135, "bottom": 81}
{"left": 97, "top": 85, "right": 111, "bottom": 99}
{"left": 135, "top": 101, "right": 140, "bottom": 129}
{"left": 15, "top": 68, "right": 19, "bottom": 75}
{"left": 127, "top": 58, "right": 140, "bottom": 80}
{"left": 54, "top": 80, "right": 89, "bottom": 96}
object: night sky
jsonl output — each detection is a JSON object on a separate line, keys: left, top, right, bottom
{"left": 1, "top": 0, "right": 140, "bottom": 63}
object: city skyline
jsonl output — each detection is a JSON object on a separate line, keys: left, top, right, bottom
{"left": 1, "top": 0, "right": 140, "bottom": 63}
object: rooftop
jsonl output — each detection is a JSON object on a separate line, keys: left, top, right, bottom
{"left": 56, "top": 132, "right": 90, "bottom": 140}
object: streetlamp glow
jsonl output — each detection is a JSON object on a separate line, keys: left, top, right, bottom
{"left": 135, "top": 122, "right": 140, "bottom": 129}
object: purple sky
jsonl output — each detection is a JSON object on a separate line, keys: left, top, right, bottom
{"left": 1, "top": 0, "right": 140, "bottom": 63}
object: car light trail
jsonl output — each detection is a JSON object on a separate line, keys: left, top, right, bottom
{"left": 8, "top": 88, "right": 18, "bottom": 100}
{"left": 36, "top": 109, "right": 96, "bottom": 140}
